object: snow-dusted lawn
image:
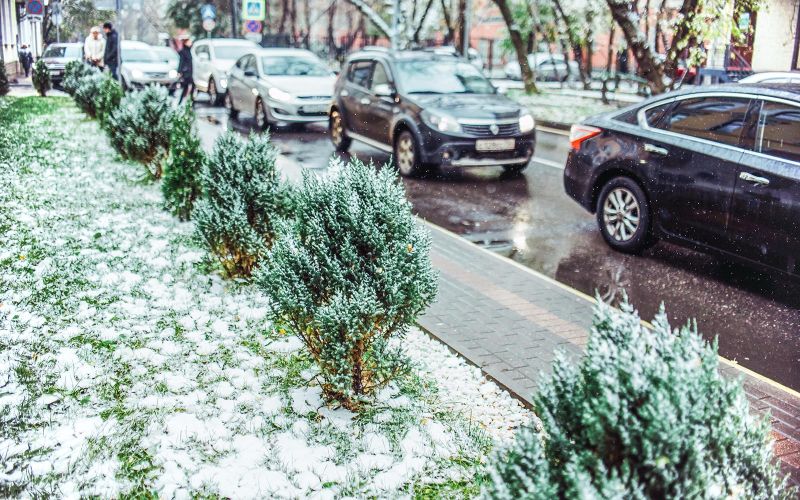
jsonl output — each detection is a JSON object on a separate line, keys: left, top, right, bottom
{"left": 0, "top": 97, "right": 530, "bottom": 498}
{"left": 512, "top": 90, "right": 619, "bottom": 125}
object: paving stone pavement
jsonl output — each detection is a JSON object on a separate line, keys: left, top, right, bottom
{"left": 417, "top": 220, "right": 800, "bottom": 486}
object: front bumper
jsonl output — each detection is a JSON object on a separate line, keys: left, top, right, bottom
{"left": 418, "top": 126, "right": 536, "bottom": 167}
{"left": 128, "top": 76, "right": 179, "bottom": 89}
{"left": 46, "top": 66, "right": 65, "bottom": 82}
{"left": 265, "top": 98, "right": 330, "bottom": 124}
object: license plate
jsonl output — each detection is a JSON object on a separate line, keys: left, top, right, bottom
{"left": 475, "top": 138, "right": 515, "bottom": 152}
{"left": 50, "top": 70, "right": 62, "bottom": 75}
{"left": 302, "top": 104, "right": 327, "bottom": 113}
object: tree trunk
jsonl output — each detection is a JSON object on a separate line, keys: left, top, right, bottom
{"left": 440, "top": 0, "right": 456, "bottom": 45}
{"left": 412, "top": 0, "right": 436, "bottom": 43}
{"left": 551, "top": 0, "right": 589, "bottom": 87}
{"left": 605, "top": 0, "right": 666, "bottom": 93}
{"left": 664, "top": 0, "right": 700, "bottom": 78}
{"left": 493, "top": 0, "right": 537, "bottom": 93}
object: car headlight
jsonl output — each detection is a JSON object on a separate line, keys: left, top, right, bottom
{"left": 219, "top": 78, "right": 228, "bottom": 89}
{"left": 168, "top": 69, "right": 178, "bottom": 79}
{"left": 519, "top": 112, "right": 535, "bottom": 133}
{"left": 131, "top": 68, "right": 144, "bottom": 79}
{"left": 268, "top": 87, "right": 293, "bottom": 102}
{"left": 422, "top": 110, "right": 462, "bottom": 134}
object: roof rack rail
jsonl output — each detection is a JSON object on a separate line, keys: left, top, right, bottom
{"left": 360, "top": 46, "right": 391, "bottom": 52}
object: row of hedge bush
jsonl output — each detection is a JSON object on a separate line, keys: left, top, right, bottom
{"left": 59, "top": 62, "right": 793, "bottom": 498}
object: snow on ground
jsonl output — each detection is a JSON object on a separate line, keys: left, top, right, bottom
{"left": 0, "top": 98, "right": 531, "bottom": 498}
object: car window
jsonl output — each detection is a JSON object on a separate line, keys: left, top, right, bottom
{"left": 641, "top": 102, "right": 672, "bottom": 127}
{"left": 370, "top": 62, "right": 390, "bottom": 90}
{"left": 195, "top": 45, "right": 209, "bottom": 57}
{"left": 756, "top": 101, "right": 800, "bottom": 163}
{"left": 43, "top": 45, "right": 81, "bottom": 58}
{"left": 213, "top": 45, "right": 253, "bottom": 61}
{"left": 260, "top": 56, "right": 330, "bottom": 76}
{"left": 244, "top": 56, "right": 257, "bottom": 73}
{"left": 121, "top": 49, "right": 159, "bottom": 63}
{"left": 347, "top": 61, "right": 373, "bottom": 88}
{"left": 655, "top": 96, "right": 750, "bottom": 147}
{"left": 394, "top": 59, "right": 495, "bottom": 94}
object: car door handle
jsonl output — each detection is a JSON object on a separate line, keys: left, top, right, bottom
{"left": 644, "top": 143, "right": 669, "bottom": 155}
{"left": 360, "top": 97, "right": 371, "bottom": 105}
{"left": 739, "top": 172, "right": 770, "bottom": 186}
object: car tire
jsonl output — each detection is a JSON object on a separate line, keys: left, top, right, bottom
{"left": 596, "top": 177, "right": 653, "bottom": 254}
{"left": 255, "top": 98, "right": 269, "bottom": 130}
{"left": 501, "top": 164, "right": 528, "bottom": 176}
{"left": 329, "top": 109, "right": 351, "bottom": 152}
{"left": 394, "top": 130, "right": 424, "bottom": 177}
{"left": 225, "top": 92, "right": 238, "bottom": 120}
{"left": 208, "top": 78, "right": 220, "bottom": 106}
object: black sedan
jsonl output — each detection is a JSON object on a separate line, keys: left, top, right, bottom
{"left": 564, "top": 84, "right": 800, "bottom": 277}
{"left": 329, "top": 49, "right": 536, "bottom": 176}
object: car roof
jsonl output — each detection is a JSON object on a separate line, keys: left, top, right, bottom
{"left": 256, "top": 48, "right": 319, "bottom": 57}
{"left": 643, "top": 83, "right": 800, "bottom": 103}
{"left": 195, "top": 38, "right": 257, "bottom": 46}
{"left": 47, "top": 42, "right": 81, "bottom": 47}
{"left": 346, "top": 48, "right": 460, "bottom": 63}
{"left": 121, "top": 40, "right": 152, "bottom": 49}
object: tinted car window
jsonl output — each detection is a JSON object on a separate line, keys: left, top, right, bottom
{"left": 347, "top": 61, "right": 373, "bottom": 88}
{"left": 370, "top": 62, "right": 390, "bottom": 90}
{"left": 656, "top": 96, "right": 750, "bottom": 147}
{"left": 195, "top": 45, "right": 209, "bottom": 57}
{"left": 757, "top": 101, "right": 800, "bottom": 162}
{"left": 43, "top": 45, "right": 81, "bottom": 58}
{"left": 642, "top": 102, "right": 672, "bottom": 127}
{"left": 244, "top": 56, "right": 257, "bottom": 73}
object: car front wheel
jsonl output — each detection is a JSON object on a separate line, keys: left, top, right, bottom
{"left": 329, "top": 109, "right": 351, "bottom": 152}
{"left": 395, "top": 130, "right": 426, "bottom": 177}
{"left": 208, "top": 78, "right": 220, "bottom": 106}
{"left": 596, "top": 177, "right": 652, "bottom": 253}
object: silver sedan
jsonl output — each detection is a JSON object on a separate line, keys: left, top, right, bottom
{"left": 225, "top": 48, "right": 336, "bottom": 128}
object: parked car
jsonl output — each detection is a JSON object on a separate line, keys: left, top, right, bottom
{"left": 563, "top": 83, "right": 800, "bottom": 276}
{"left": 329, "top": 48, "right": 536, "bottom": 177}
{"left": 225, "top": 48, "right": 336, "bottom": 128}
{"left": 504, "top": 52, "right": 580, "bottom": 82}
{"left": 192, "top": 38, "right": 258, "bottom": 105}
{"left": 41, "top": 43, "right": 83, "bottom": 87}
{"left": 120, "top": 41, "right": 179, "bottom": 90}
{"left": 739, "top": 71, "right": 800, "bottom": 84}
{"left": 151, "top": 45, "right": 179, "bottom": 70}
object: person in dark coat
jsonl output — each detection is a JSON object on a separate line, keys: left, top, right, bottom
{"left": 102, "top": 22, "right": 119, "bottom": 79}
{"left": 177, "top": 38, "right": 194, "bottom": 104}
{"left": 18, "top": 45, "right": 33, "bottom": 77}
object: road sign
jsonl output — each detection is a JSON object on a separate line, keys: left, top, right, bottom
{"left": 244, "top": 19, "right": 262, "bottom": 33}
{"left": 51, "top": 1, "right": 62, "bottom": 26}
{"left": 202, "top": 18, "right": 216, "bottom": 32}
{"left": 200, "top": 4, "right": 216, "bottom": 20}
{"left": 241, "top": 0, "right": 264, "bottom": 21}
{"left": 26, "top": 0, "right": 44, "bottom": 16}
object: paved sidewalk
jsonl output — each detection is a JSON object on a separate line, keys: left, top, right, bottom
{"left": 418, "top": 221, "right": 800, "bottom": 486}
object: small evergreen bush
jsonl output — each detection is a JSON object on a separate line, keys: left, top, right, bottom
{"left": 62, "top": 61, "right": 95, "bottom": 96}
{"left": 162, "top": 104, "right": 204, "bottom": 221}
{"left": 0, "top": 63, "right": 9, "bottom": 96}
{"left": 256, "top": 160, "right": 438, "bottom": 410}
{"left": 32, "top": 60, "right": 51, "bottom": 97}
{"left": 483, "top": 300, "right": 794, "bottom": 499}
{"left": 194, "top": 131, "right": 292, "bottom": 277}
{"left": 94, "top": 73, "right": 124, "bottom": 128}
{"left": 73, "top": 71, "right": 104, "bottom": 118}
{"left": 106, "top": 85, "right": 174, "bottom": 179}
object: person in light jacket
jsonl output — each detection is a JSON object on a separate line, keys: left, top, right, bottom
{"left": 84, "top": 27, "right": 105, "bottom": 68}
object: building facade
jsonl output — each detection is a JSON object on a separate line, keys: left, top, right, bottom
{"left": 750, "top": 0, "right": 800, "bottom": 72}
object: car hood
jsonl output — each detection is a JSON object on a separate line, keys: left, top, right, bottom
{"left": 122, "top": 62, "right": 174, "bottom": 72}
{"left": 262, "top": 75, "right": 336, "bottom": 97}
{"left": 409, "top": 93, "right": 523, "bottom": 120}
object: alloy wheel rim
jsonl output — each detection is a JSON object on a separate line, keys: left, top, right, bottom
{"left": 397, "top": 136, "right": 414, "bottom": 174}
{"left": 602, "top": 187, "right": 640, "bottom": 242}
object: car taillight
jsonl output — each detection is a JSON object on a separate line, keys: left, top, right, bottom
{"left": 569, "top": 125, "right": 602, "bottom": 150}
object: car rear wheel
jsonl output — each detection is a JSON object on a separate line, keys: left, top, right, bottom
{"left": 208, "top": 78, "right": 220, "bottom": 106}
{"left": 329, "top": 109, "right": 351, "bottom": 152}
{"left": 225, "top": 92, "right": 238, "bottom": 120}
{"left": 596, "top": 177, "right": 652, "bottom": 253}
{"left": 255, "top": 98, "right": 269, "bottom": 130}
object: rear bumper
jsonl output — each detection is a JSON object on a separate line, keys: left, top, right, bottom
{"left": 563, "top": 150, "right": 595, "bottom": 211}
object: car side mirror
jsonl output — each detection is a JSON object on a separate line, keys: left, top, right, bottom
{"left": 198, "top": 52, "right": 209, "bottom": 62}
{"left": 374, "top": 83, "right": 394, "bottom": 98}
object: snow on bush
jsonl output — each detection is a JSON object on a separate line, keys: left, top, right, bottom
{"left": 106, "top": 85, "right": 174, "bottom": 179}
{"left": 0, "top": 98, "right": 530, "bottom": 498}
{"left": 73, "top": 70, "right": 104, "bottom": 118}
{"left": 161, "top": 103, "right": 204, "bottom": 221}
{"left": 94, "top": 74, "right": 124, "bottom": 128}
{"left": 257, "top": 160, "right": 438, "bottom": 410}
{"left": 483, "top": 299, "right": 794, "bottom": 499}
{"left": 32, "top": 59, "right": 51, "bottom": 97}
{"left": 194, "top": 131, "right": 292, "bottom": 278}
{"left": 62, "top": 61, "right": 95, "bottom": 96}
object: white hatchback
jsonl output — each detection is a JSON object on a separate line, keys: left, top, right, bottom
{"left": 192, "top": 38, "right": 259, "bottom": 105}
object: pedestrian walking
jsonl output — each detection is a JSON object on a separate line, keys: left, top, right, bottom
{"left": 18, "top": 45, "right": 33, "bottom": 77}
{"left": 84, "top": 27, "right": 106, "bottom": 68}
{"left": 102, "top": 22, "right": 119, "bottom": 79}
{"left": 177, "top": 38, "right": 194, "bottom": 105}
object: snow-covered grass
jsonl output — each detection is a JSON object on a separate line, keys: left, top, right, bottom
{"left": 0, "top": 97, "right": 531, "bottom": 498}
{"left": 511, "top": 90, "right": 619, "bottom": 125}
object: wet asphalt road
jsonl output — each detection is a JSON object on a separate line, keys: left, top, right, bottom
{"left": 194, "top": 102, "right": 800, "bottom": 392}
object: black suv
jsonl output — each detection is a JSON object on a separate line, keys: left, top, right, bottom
{"left": 328, "top": 48, "right": 536, "bottom": 176}
{"left": 564, "top": 84, "right": 800, "bottom": 276}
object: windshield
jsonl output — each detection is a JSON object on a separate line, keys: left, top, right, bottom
{"left": 122, "top": 49, "right": 159, "bottom": 63}
{"left": 43, "top": 45, "right": 81, "bottom": 58}
{"left": 260, "top": 56, "right": 330, "bottom": 76}
{"left": 395, "top": 60, "right": 494, "bottom": 94}
{"left": 153, "top": 49, "right": 178, "bottom": 64}
{"left": 214, "top": 45, "right": 253, "bottom": 61}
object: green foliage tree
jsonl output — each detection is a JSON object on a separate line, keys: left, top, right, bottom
{"left": 0, "top": 63, "right": 9, "bottom": 96}
{"left": 95, "top": 73, "right": 124, "bottom": 127}
{"left": 32, "top": 60, "right": 51, "bottom": 97}
{"left": 166, "top": 0, "right": 231, "bottom": 38}
{"left": 194, "top": 131, "right": 292, "bottom": 277}
{"left": 484, "top": 299, "right": 794, "bottom": 499}
{"left": 162, "top": 104, "right": 204, "bottom": 221}
{"left": 73, "top": 71, "right": 104, "bottom": 117}
{"left": 62, "top": 60, "right": 95, "bottom": 96}
{"left": 106, "top": 85, "right": 174, "bottom": 179}
{"left": 256, "top": 160, "right": 438, "bottom": 410}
